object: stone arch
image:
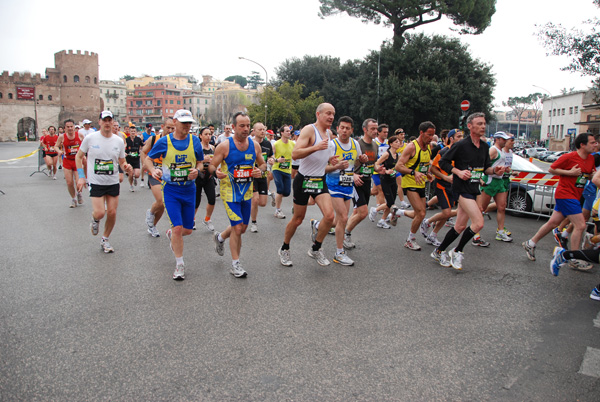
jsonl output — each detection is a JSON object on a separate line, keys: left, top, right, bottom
{"left": 17, "top": 117, "right": 37, "bottom": 141}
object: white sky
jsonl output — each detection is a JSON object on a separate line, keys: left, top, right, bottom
{"left": 0, "top": 0, "right": 597, "bottom": 110}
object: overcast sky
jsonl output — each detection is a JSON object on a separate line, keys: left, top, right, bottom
{"left": 0, "top": 0, "right": 597, "bottom": 110}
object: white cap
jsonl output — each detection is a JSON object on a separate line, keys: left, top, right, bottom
{"left": 83, "top": 119, "right": 92, "bottom": 124}
{"left": 173, "top": 109, "right": 196, "bottom": 123}
{"left": 98, "top": 111, "right": 113, "bottom": 120}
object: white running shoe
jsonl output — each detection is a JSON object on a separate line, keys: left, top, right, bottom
{"left": 214, "top": 232, "right": 224, "bottom": 256}
{"left": 430, "top": 249, "right": 451, "bottom": 267}
{"left": 278, "top": 248, "right": 293, "bottom": 266}
{"left": 145, "top": 209, "right": 155, "bottom": 228}
{"left": 203, "top": 220, "right": 215, "bottom": 232}
{"left": 90, "top": 218, "right": 99, "bottom": 236}
{"left": 308, "top": 248, "right": 330, "bottom": 266}
{"left": 419, "top": 219, "right": 431, "bottom": 238}
{"left": 270, "top": 192, "right": 276, "bottom": 207}
{"left": 425, "top": 234, "right": 441, "bottom": 247}
{"left": 377, "top": 219, "right": 391, "bottom": 229}
{"left": 448, "top": 249, "right": 464, "bottom": 270}
{"left": 70, "top": 199, "right": 77, "bottom": 208}
{"left": 310, "top": 219, "right": 318, "bottom": 243}
{"left": 77, "top": 192, "right": 84, "bottom": 205}
{"left": 368, "top": 207, "right": 377, "bottom": 222}
{"left": 333, "top": 251, "right": 354, "bottom": 266}
{"left": 101, "top": 239, "right": 114, "bottom": 253}
{"left": 274, "top": 210, "right": 286, "bottom": 219}
{"left": 230, "top": 261, "right": 248, "bottom": 278}
{"left": 404, "top": 238, "right": 421, "bottom": 251}
{"left": 389, "top": 206, "right": 399, "bottom": 226}
{"left": 400, "top": 201, "right": 411, "bottom": 209}
{"left": 130, "top": 185, "right": 135, "bottom": 192}
{"left": 173, "top": 263, "right": 185, "bottom": 280}
{"left": 343, "top": 233, "right": 355, "bottom": 249}
{"left": 147, "top": 226, "right": 160, "bottom": 238}
{"left": 133, "top": 177, "right": 138, "bottom": 187}
{"left": 250, "top": 222, "right": 258, "bottom": 233}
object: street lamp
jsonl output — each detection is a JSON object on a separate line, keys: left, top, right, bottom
{"left": 239, "top": 56, "right": 268, "bottom": 127}
{"left": 533, "top": 84, "right": 554, "bottom": 145}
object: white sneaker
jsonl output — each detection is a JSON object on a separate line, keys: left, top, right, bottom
{"left": 147, "top": 226, "right": 160, "bottom": 238}
{"left": 426, "top": 234, "right": 441, "bottom": 247}
{"left": 274, "top": 210, "right": 286, "bottom": 219}
{"left": 203, "top": 220, "right": 215, "bottom": 232}
{"left": 449, "top": 249, "right": 464, "bottom": 270}
{"left": 77, "top": 192, "right": 84, "bottom": 205}
{"left": 133, "top": 177, "right": 138, "bottom": 187}
{"left": 214, "top": 232, "right": 224, "bottom": 256}
{"left": 389, "top": 206, "right": 399, "bottom": 226}
{"left": 101, "top": 239, "right": 114, "bottom": 253}
{"left": 308, "top": 248, "right": 330, "bottom": 266}
{"left": 278, "top": 248, "right": 293, "bottom": 266}
{"left": 400, "top": 201, "right": 411, "bottom": 209}
{"left": 343, "top": 233, "right": 355, "bottom": 249}
{"left": 495, "top": 229, "right": 513, "bottom": 242}
{"left": 250, "top": 222, "right": 258, "bottom": 233}
{"left": 173, "top": 263, "right": 185, "bottom": 280}
{"left": 270, "top": 192, "right": 276, "bottom": 207}
{"left": 430, "top": 249, "right": 451, "bottom": 267}
{"left": 310, "top": 219, "right": 318, "bottom": 243}
{"left": 90, "top": 218, "right": 99, "bottom": 236}
{"left": 230, "top": 261, "right": 248, "bottom": 278}
{"left": 333, "top": 251, "right": 354, "bottom": 266}
{"left": 445, "top": 217, "right": 455, "bottom": 227}
{"left": 377, "top": 219, "right": 391, "bottom": 229}
{"left": 419, "top": 219, "right": 431, "bottom": 238}
{"left": 404, "top": 238, "right": 421, "bottom": 251}
{"left": 130, "top": 185, "right": 135, "bottom": 192}
{"left": 70, "top": 199, "right": 77, "bottom": 208}
{"left": 145, "top": 209, "right": 155, "bottom": 228}
{"left": 368, "top": 207, "right": 377, "bottom": 222}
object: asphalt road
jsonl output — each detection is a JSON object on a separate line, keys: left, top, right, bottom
{"left": 1, "top": 142, "right": 599, "bottom": 401}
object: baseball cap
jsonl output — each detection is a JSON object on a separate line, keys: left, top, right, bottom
{"left": 146, "top": 123, "right": 152, "bottom": 128}
{"left": 447, "top": 129, "right": 463, "bottom": 139}
{"left": 98, "top": 111, "right": 113, "bottom": 120}
{"left": 293, "top": 130, "right": 300, "bottom": 136}
{"left": 493, "top": 131, "right": 512, "bottom": 140}
{"left": 266, "top": 130, "right": 274, "bottom": 135}
{"left": 173, "top": 109, "right": 196, "bottom": 123}
{"left": 82, "top": 119, "right": 92, "bottom": 124}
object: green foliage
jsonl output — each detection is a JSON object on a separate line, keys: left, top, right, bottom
{"left": 247, "top": 71, "right": 265, "bottom": 89}
{"left": 225, "top": 75, "right": 248, "bottom": 88}
{"left": 120, "top": 75, "right": 135, "bottom": 81}
{"left": 318, "top": 0, "right": 496, "bottom": 48}
{"left": 247, "top": 82, "right": 324, "bottom": 130}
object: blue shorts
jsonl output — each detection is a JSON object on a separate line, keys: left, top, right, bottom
{"left": 555, "top": 198, "right": 583, "bottom": 216}
{"left": 582, "top": 190, "right": 596, "bottom": 211}
{"left": 272, "top": 170, "right": 291, "bottom": 197}
{"left": 162, "top": 183, "right": 196, "bottom": 230}
{"left": 372, "top": 174, "right": 381, "bottom": 186}
{"left": 223, "top": 199, "right": 252, "bottom": 226}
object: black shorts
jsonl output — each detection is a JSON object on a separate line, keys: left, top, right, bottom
{"left": 90, "top": 183, "right": 120, "bottom": 198}
{"left": 292, "top": 164, "right": 300, "bottom": 170}
{"left": 352, "top": 179, "right": 372, "bottom": 208}
{"left": 457, "top": 192, "right": 478, "bottom": 201}
{"left": 126, "top": 157, "right": 140, "bottom": 169}
{"left": 148, "top": 175, "right": 161, "bottom": 187}
{"left": 435, "top": 185, "right": 457, "bottom": 210}
{"left": 404, "top": 187, "right": 426, "bottom": 198}
{"left": 253, "top": 177, "right": 268, "bottom": 195}
{"left": 292, "top": 173, "right": 329, "bottom": 206}
{"left": 45, "top": 152, "right": 58, "bottom": 158}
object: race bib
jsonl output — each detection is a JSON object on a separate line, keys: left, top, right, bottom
{"left": 260, "top": 152, "right": 268, "bottom": 178}
{"left": 360, "top": 164, "right": 374, "bottom": 177}
{"left": 302, "top": 176, "right": 325, "bottom": 194}
{"left": 576, "top": 174, "right": 589, "bottom": 188}
{"left": 279, "top": 161, "right": 290, "bottom": 170}
{"left": 470, "top": 168, "right": 484, "bottom": 183}
{"left": 169, "top": 162, "right": 192, "bottom": 182}
{"left": 94, "top": 159, "right": 115, "bottom": 175}
{"left": 418, "top": 163, "right": 429, "bottom": 174}
{"left": 338, "top": 171, "right": 353, "bottom": 187}
{"left": 128, "top": 152, "right": 139, "bottom": 157}
{"left": 68, "top": 144, "right": 79, "bottom": 156}
{"left": 232, "top": 164, "right": 253, "bottom": 184}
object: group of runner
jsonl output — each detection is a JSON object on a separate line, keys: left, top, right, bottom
{"left": 45, "top": 105, "right": 600, "bottom": 301}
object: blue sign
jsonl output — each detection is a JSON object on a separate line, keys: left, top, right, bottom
{"left": 567, "top": 128, "right": 577, "bottom": 135}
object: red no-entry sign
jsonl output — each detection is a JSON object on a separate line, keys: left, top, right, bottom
{"left": 460, "top": 100, "right": 470, "bottom": 111}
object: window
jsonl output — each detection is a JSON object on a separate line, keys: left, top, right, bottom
{"left": 547, "top": 125, "right": 550, "bottom": 135}
{"left": 569, "top": 107, "right": 573, "bottom": 114}
{"left": 560, "top": 125, "right": 564, "bottom": 137}
{"left": 170, "top": 100, "right": 173, "bottom": 104}
{"left": 48, "top": 95, "right": 52, "bottom": 100}
{"left": 8, "top": 93, "right": 13, "bottom": 99}
{"left": 0, "top": 92, "right": 2, "bottom": 99}
{"left": 548, "top": 110, "right": 552, "bottom": 117}
{"left": 39, "top": 95, "right": 43, "bottom": 100}
{"left": 177, "top": 101, "right": 181, "bottom": 105}
{"left": 85, "top": 76, "right": 90, "bottom": 84}
{"left": 74, "top": 75, "right": 80, "bottom": 83}
{"left": 205, "top": 100, "right": 208, "bottom": 104}
{"left": 94, "top": 77, "right": 97, "bottom": 84}
{"left": 575, "top": 106, "right": 579, "bottom": 113}
{"left": 157, "top": 100, "right": 161, "bottom": 106}
{"left": 136, "top": 101, "right": 142, "bottom": 107}
{"left": 130, "top": 101, "right": 133, "bottom": 107}
{"left": 562, "top": 108, "right": 565, "bottom": 115}
{"left": 63, "top": 75, "right": 67, "bottom": 83}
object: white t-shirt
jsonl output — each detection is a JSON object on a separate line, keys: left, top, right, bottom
{"left": 216, "top": 133, "right": 230, "bottom": 145}
{"left": 80, "top": 132, "right": 126, "bottom": 186}
{"left": 78, "top": 128, "right": 95, "bottom": 138}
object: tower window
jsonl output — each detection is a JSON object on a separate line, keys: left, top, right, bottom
{"left": 85, "top": 76, "right": 90, "bottom": 84}
{"left": 74, "top": 75, "right": 80, "bottom": 83}
{"left": 63, "top": 75, "right": 67, "bottom": 83}
{"left": 9, "top": 93, "right": 13, "bottom": 99}
{"left": 94, "top": 77, "right": 97, "bottom": 84}
{"left": 48, "top": 95, "right": 52, "bottom": 101}
{"left": 39, "top": 95, "right": 43, "bottom": 100}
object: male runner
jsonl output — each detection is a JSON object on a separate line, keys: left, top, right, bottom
{"left": 76, "top": 111, "right": 132, "bottom": 253}
{"left": 55, "top": 119, "right": 84, "bottom": 207}
{"left": 145, "top": 110, "right": 204, "bottom": 280}
{"left": 372, "top": 124, "right": 389, "bottom": 209}
{"left": 278, "top": 103, "right": 337, "bottom": 267}
{"left": 249, "top": 122, "right": 274, "bottom": 233}
{"left": 41, "top": 126, "right": 59, "bottom": 179}
{"left": 125, "top": 125, "right": 143, "bottom": 192}
{"left": 210, "top": 112, "right": 266, "bottom": 277}
{"left": 78, "top": 119, "right": 95, "bottom": 138}
{"left": 272, "top": 125, "right": 294, "bottom": 219}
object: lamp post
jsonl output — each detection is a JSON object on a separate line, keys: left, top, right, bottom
{"left": 239, "top": 56, "right": 268, "bottom": 127}
{"left": 533, "top": 85, "right": 553, "bottom": 146}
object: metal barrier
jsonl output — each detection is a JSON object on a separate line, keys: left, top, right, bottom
{"left": 506, "top": 170, "right": 559, "bottom": 218}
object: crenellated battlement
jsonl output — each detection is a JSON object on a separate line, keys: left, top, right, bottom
{"left": 0, "top": 70, "right": 46, "bottom": 84}
{"left": 55, "top": 49, "right": 98, "bottom": 58}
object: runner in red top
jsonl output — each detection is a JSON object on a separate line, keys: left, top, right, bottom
{"left": 55, "top": 119, "right": 84, "bottom": 208}
{"left": 523, "top": 133, "right": 598, "bottom": 262}
{"left": 41, "top": 126, "right": 59, "bottom": 179}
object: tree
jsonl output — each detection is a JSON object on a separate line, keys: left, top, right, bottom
{"left": 318, "top": 0, "right": 497, "bottom": 48}
{"left": 503, "top": 93, "right": 542, "bottom": 138}
{"left": 247, "top": 71, "right": 265, "bottom": 89}
{"left": 120, "top": 75, "right": 135, "bottom": 81}
{"left": 225, "top": 75, "right": 248, "bottom": 88}
{"left": 206, "top": 91, "right": 252, "bottom": 127}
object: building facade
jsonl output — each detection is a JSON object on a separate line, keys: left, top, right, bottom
{"left": 99, "top": 80, "right": 127, "bottom": 123}
{"left": 126, "top": 83, "right": 183, "bottom": 125}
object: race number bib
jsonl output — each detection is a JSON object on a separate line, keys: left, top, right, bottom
{"left": 94, "top": 159, "right": 115, "bottom": 175}
{"left": 128, "top": 152, "right": 139, "bottom": 157}
{"left": 302, "top": 175, "right": 325, "bottom": 194}
{"left": 278, "top": 161, "right": 290, "bottom": 170}
{"left": 576, "top": 174, "right": 590, "bottom": 188}
{"left": 169, "top": 162, "right": 192, "bottom": 182}
{"left": 232, "top": 164, "right": 253, "bottom": 184}
{"left": 418, "top": 163, "right": 429, "bottom": 174}
{"left": 68, "top": 144, "right": 79, "bottom": 156}
{"left": 360, "top": 164, "right": 374, "bottom": 177}
{"left": 470, "top": 168, "right": 484, "bottom": 183}
{"left": 338, "top": 171, "right": 353, "bottom": 187}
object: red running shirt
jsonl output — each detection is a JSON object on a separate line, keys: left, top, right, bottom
{"left": 551, "top": 151, "right": 596, "bottom": 200}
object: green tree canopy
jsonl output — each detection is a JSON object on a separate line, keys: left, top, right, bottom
{"left": 318, "top": 0, "right": 496, "bottom": 48}
{"left": 225, "top": 75, "right": 248, "bottom": 88}
{"left": 120, "top": 75, "right": 135, "bottom": 81}
{"left": 247, "top": 71, "right": 265, "bottom": 89}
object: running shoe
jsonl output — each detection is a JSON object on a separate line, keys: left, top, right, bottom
{"left": 389, "top": 206, "right": 399, "bottom": 227}
{"left": 568, "top": 259, "right": 593, "bottom": 271}
{"left": 310, "top": 219, "right": 318, "bottom": 243}
{"left": 52, "top": 175, "right": 57, "bottom": 180}
{"left": 250, "top": 222, "right": 258, "bottom": 233}
{"left": 213, "top": 232, "right": 224, "bottom": 256}
{"left": 70, "top": 199, "right": 77, "bottom": 208}
{"left": 77, "top": 192, "right": 84, "bottom": 205}
{"left": 173, "top": 263, "right": 185, "bottom": 280}
{"left": 278, "top": 248, "right": 293, "bottom": 266}
{"left": 503, "top": 227, "right": 512, "bottom": 236}
{"left": 230, "top": 261, "right": 248, "bottom": 278}
{"left": 166, "top": 229, "right": 173, "bottom": 253}
{"left": 145, "top": 209, "right": 155, "bottom": 228}
{"left": 308, "top": 248, "right": 331, "bottom": 266}
{"left": 133, "top": 177, "right": 138, "bottom": 187}
{"left": 471, "top": 237, "right": 490, "bottom": 247}
{"left": 552, "top": 227, "right": 569, "bottom": 249}
{"left": 448, "top": 249, "right": 464, "bottom": 270}
{"left": 274, "top": 210, "right": 286, "bottom": 219}
{"left": 377, "top": 219, "right": 391, "bottom": 229}
{"left": 400, "top": 201, "right": 411, "bottom": 209}
{"left": 404, "top": 238, "right": 421, "bottom": 251}
{"left": 328, "top": 227, "right": 336, "bottom": 235}
{"left": 343, "top": 233, "right": 355, "bottom": 250}
{"left": 431, "top": 249, "right": 451, "bottom": 267}
{"left": 550, "top": 246, "right": 565, "bottom": 276}
{"left": 147, "top": 226, "right": 160, "bottom": 238}
{"left": 270, "top": 192, "right": 276, "bottom": 207}
{"left": 495, "top": 229, "right": 513, "bottom": 242}
{"left": 90, "top": 218, "right": 99, "bottom": 236}
{"left": 522, "top": 240, "right": 536, "bottom": 261}
{"left": 192, "top": 221, "right": 196, "bottom": 230}
{"left": 426, "top": 234, "right": 441, "bottom": 247}
{"left": 333, "top": 251, "right": 354, "bottom": 266}
{"left": 130, "top": 185, "right": 135, "bottom": 192}
{"left": 368, "top": 207, "right": 377, "bottom": 222}
{"left": 419, "top": 219, "right": 431, "bottom": 238}
{"left": 203, "top": 220, "right": 215, "bottom": 232}
{"left": 101, "top": 238, "right": 114, "bottom": 253}
{"left": 445, "top": 217, "right": 455, "bottom": 228}
{"left": 590, "top": 287, "right": 600, "bottom": 301}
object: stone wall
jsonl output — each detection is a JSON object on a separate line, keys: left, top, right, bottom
{"left": 0, "top": 104, "right": 61, "bottom": 141}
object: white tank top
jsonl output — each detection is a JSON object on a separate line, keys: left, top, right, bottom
{"left": 298, "top": 124, "right": 329, "bottom": 177}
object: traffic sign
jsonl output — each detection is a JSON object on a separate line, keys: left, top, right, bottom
{"left": 460, "top": 100, "right": 470, "bottom": 111}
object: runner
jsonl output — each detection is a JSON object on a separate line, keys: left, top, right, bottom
{"left": 54, "top": 119, "right": 84, "bottom": 207}
{"left": 371, "top": 134, "right": 402, "bottom": 227}
{"left": 271, "top": 125, "right": 294, "bottom": 219}
{"left": 394, "top": 128, "right": 411, "bottom": 209}
{"left": 41, "top": 126, "right": 59, "bottom": 179}
{"left": 125, "top": 124, "right": 143, "bottom": 192}
{"left": 249, "top": 122, "right": 274, "bottom": 233}
{"left": 209, "top": 112, "right": 267, "bottom": 277}
{"left": 78, "top": 119, "right": 95, "bottom": 138}
{"left": 431, "top": 112, "right": 503, "bottom": 270}
{"left": 372, "top": 124, "right": 389, "bottom": 210}
{"left": 145, "top": 110, "right": 204, "bottom": 280}
{"left": 194, "top": 127, "right": 217, "bottom": 231}
{"left": 75, "top": 111, "right": 132, "bottom": 253}
{"left": 278, "top": 103, "right": 337, "bottom": 267}
{"left": 140, "top": 119, "right": 175, "bottom": 238}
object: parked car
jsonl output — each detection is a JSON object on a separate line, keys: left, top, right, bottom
{"left": 536, "top": 150, "right": 554, "bottom": 161}
{"left": 524, "top": 147, "right": 547, "bottom": 158}
{"left": 545, "top": 151, "right": 568, "bottom": 162}
{"left": 507, "top": 154, "right": 555, "bottom": 216}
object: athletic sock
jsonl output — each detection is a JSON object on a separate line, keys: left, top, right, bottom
{"left": 438, "top": 228, "right": 460, "bottom": 252}
{"left": 217, "top": 233, "right": 224, "bottom": 242}
{"left": 176, "top": 257, "right": 184, "bottom": 265}
{"left": 281, "top": 242, "right": 290, "bottom": 251}
{"left": 336, "top": 248, "right": 344, "bottom": 255}
{"left": 312, "top": 241, "right": 322, "bottom": 252}
{"left": 455, "top": 227, "right": 477, "bottom": 252}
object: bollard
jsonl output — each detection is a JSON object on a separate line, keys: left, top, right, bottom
{"left": 529, "top": 157, "right": 533, "bottom": 162}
